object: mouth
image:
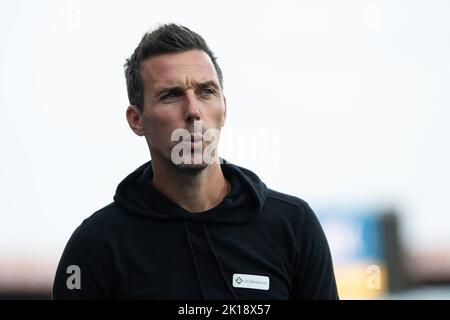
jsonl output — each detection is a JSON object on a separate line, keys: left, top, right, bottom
{"left": 190, "top": 134, "right": 203, "bottom": 143}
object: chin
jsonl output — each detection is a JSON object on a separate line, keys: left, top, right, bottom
{"left": 174, "top": 162, "right": 209, "bottom": 174}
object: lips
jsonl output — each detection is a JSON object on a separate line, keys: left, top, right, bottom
{"left": 190, "top": 134, "right": 203, "bottom": 143}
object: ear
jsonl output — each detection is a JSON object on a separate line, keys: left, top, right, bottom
{"left": 126, "top": 105, "right": 146, "bottom": 136}
{"left": 221, "top": 96, "right": 227, "bottom": 127}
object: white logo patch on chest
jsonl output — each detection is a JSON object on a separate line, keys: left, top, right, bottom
{"left": 232, "top": 273, "right": 270, "bottom": 290}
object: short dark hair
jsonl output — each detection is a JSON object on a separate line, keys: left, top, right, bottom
{"left": 124, "top": 23, "right": 224, "bottom": 111}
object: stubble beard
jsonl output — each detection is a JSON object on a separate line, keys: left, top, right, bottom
{"left": 174, "top": 147, "right": 212, "bottom": 175}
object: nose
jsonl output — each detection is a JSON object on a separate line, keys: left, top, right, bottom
{"left": 184, "top": 91, "right": 201, "bottom": 122}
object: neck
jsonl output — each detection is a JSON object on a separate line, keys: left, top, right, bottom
{"left": 150, "top": 155, "right": 230, "bottom": 213}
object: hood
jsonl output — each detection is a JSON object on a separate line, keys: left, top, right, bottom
{"left": 113, "top": 158, "right": 268, "bottom": 225}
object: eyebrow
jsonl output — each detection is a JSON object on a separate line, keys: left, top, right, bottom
{"left": 153, "top": 80, "right": 220, "bottom": 98}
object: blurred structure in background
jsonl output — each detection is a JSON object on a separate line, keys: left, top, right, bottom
{"left": 318, "top": 206, "right": 450, "bottom": 299}
{"left": 318, "top": 207, "right": 389, "bottom": 299}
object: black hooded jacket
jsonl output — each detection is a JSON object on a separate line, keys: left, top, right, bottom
{"left": 53, "top": 160, "right": 338, "bottom": 299}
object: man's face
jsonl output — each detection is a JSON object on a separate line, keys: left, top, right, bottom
{"left": 137, "top": 50, "right": 226, "bottom": 169}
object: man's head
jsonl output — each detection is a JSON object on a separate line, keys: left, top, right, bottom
{"left": 124, "top": 23, "right": 224, "bottom": 113}
{"left": 124, "top": 24, "right": 227, "bottom": 171}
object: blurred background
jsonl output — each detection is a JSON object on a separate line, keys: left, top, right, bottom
{"left": 1, "top": 0, "right": 449, "bottom": 299}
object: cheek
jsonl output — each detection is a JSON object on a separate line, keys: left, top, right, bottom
{"left": 142, "top": 112, "right": 180, "bottom": 144}
{"left": 212, "top": 106, "right": 226, "bottom": 126}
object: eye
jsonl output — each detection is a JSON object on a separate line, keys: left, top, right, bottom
{"left": 201, "top": 87, "right": 216, "bottom": 97}
{"left": 161, "top": 90, "right": 182, "bottom": 102}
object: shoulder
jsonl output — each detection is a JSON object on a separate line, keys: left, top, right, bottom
{"left": 78, "top": 202, "right": 137, "bottom": 240}
{"left": 265, "top": 188, "right": 314, "bottom": 218}
{"left": 264, "top": 189, "right": 322, "bottom": 232}
{"left": 267, "top": 189, "right": 309, "bottom": 208}
{"left": 83, "top": 202, "right": 121, "bottom": 224}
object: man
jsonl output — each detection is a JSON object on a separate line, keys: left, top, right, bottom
{"left": 53, "top": 24, "right": 339, "bottom": 299}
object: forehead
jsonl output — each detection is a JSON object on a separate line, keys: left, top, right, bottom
{"left": 140, "top": 50, "right": 219, "bottom": 90}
